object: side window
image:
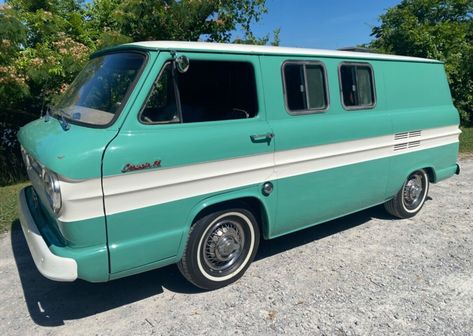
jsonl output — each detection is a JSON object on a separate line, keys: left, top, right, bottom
{"left": 340, "top": 63, "right": 375, "bottom": 109}
{"left": 283, "top": 62, "right": 328, "bottom": 114}
{"left": 140, "top": 60, "right": 258, "bottom": 124}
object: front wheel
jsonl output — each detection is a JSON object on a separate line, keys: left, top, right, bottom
{"left": 384, "top": 169, "right": 430, "bottom": 218}
{"left": 178, "top": 208, "right": 260, "bottom": 290}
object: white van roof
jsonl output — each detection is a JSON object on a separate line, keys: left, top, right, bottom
{"left": 127, "top": 41, "right": 440, "bottom": 64}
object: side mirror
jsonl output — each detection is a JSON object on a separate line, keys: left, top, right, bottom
{"left": 175, "top": 55, "right": 190, "bottom": 74}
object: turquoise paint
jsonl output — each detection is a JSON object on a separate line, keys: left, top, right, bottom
{"left": 24, "top": 186, "right": 65, "bottom": 247}
{"left": 104, "top": 51, "right": 275, "bottom": 273}
{"left": 30, "top": 183, "right": 106, "bottom": 248}
{"left": 17, "top": 43, "right": 459, "bottom": 283}
{"left": 106, "top": 183, "right": 272, "bottom": 274}
{"left": 109, "top": 255, "right": 177, "bottom": 280}
{"left": 93, "top": 43, "right": 442, "bottom": 64}
{"left": 434, "top": 163, "right": 459, "bottom": 182}
{"left": 261, "top": 55, "right": 390, "bottom": 234}
{"left": 107, "top": 181, "right": 277, "bottom": 280}
{"left": 382, "top": 61, "right": 453, "bottom": 110}
{"left": 106, "top": 197, "right": 194, "bottom": 273}
{"left": 184, "top": 185, "right": 276, "bottom": 244}
{"left": 258, "top": 54, "right": 458, "bottom": 237}
{"left": 385, "top": 143, "right": 459, "bottom": 196}
{"left": 104, "top": 51, "right": 272, "bottom": 176}
{"left": 57, "top": 216, "right": 107, "bottom": 248}
{"left": 17, "top": 119, "right": 114, "bottom": 180}
{"left": 49, "top": 244, "right": 109, "bottom": 282}
{"left": 271, "top": 157, "right": 390, "bottom": 237}
{"left": 23, "top": 187, "right": 109, "bottom": 282}
{"left": 16, "top": 51, "right": 158, "bottom": 180}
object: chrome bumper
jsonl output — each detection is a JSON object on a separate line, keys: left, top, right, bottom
{"left": 18, "top": 187, "right": 78, "bottom": 282}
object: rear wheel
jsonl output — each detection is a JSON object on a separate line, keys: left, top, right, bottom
{"left": 178, "top": 208, "right": 260, "bottom": 290}
{"left": 384, "top": 169, "right": 430, "bottom": 218}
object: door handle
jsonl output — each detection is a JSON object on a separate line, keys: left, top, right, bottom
{"left": 250, "top": 133, "right": 274, "bottom": 142}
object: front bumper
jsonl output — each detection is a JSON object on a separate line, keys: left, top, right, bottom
{"left": 18, "top": 187, "right": 78, "bottom": 282}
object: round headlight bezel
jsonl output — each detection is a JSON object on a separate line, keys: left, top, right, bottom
{"left": 42, "top": 169, "right": 62, "bottom": 214}
{"left": 20, "top": 147, "right": 31, "bottom": 170}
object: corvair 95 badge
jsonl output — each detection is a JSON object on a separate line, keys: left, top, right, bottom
{"left": 122, "top": 160, "right": 161, "bottom": 173}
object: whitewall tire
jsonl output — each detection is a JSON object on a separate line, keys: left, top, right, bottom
{"left": 178, "top": 208, "right": 260, "bottom": 290}
{"left": 385, "top": 169, "right": 430, "bottom": 218}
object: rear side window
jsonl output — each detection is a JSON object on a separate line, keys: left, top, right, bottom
{"left": 283, "top": 62, "right": 328, "bottom": 114}
{"left": 141, "top": 60, "right": 258, "bottom": 124}
{"left": 339, "top": 63, "right": 375, "bottom": 109}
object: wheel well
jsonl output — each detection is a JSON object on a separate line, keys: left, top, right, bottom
{"left": 423, "top": 167, "right": 436, "bottom": 183}
{"left": 193, "top": 197, "right": 268, "bottom": 237}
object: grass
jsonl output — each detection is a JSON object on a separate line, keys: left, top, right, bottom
{"left": 0, "top": 128, "right": 471, "bottom": 234}
{"left": 460, "top": 127, "right": 473, "bottom": 154}
{"left": 0, "top": 182, "right": 29, "bottom": 233}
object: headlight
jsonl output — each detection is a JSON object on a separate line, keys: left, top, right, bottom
{"left": 20, "top": 146, "right": 30, "bottom": 170}
{"left": 42, "top": 169, "right": 62, "bottom": 214}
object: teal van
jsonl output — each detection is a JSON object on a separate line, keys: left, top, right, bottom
{"left": 17, "top": 41, "right": 460, "bottom": 289}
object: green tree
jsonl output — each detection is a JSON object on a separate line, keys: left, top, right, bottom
{"left": 1, "top": 0, "right": 277, "bottom": 118}
{"left": 0, "top": 0, "right": 277, "bottom": 185}
{"left": 370, "top": 0, "right": 473, "bottom": 125}
{"left": 87, "top": 0, "right": 278, "bottom": 46}
{"left": 1, "top": 0, "right": 93, "bottom": 118}
{"left": 84, "top": 0, "right": 132, "bottom": 49}
{"left": 0, "top": 5, "right": 28, "bottom": 123}
{"left": 0, "top": 1, "right": 93, "bottom": 185}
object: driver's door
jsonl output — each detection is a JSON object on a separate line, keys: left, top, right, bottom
{"left": 102, "top": 52, "right": 275, "bottom": 274}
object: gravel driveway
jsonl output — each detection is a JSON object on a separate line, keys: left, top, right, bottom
{"left": 1, "top": 157, "right": 472, "bottom": 336}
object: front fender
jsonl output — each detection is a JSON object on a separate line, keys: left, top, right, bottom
{"left": 176, "top": 184, "right": 275, "bottom": 260}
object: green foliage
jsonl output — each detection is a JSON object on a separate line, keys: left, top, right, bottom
{"left": 370, "top": 0, "right": 473, "bottom": 125}
{"left": 460, "top": 127, "right": 473, "bottom": 153}
{"left": 0, "top": 6, "right": 29, "bottom": 120}
{"left": 85, "top": 0, "right": 132, "bottom": 49}
{"left": 0, "top": 182, "right": 29, "bottom": 232}
{"left": 1, "top": 0, "right": 93, "bottom": 122}
{"left": 0, "top": 0, "right": 277, "bottom": 185}
{"left": 88, "top": 0, "right": 278, "bottom": 45}
{"left": 0, "top": 0, "right": 277, "bottom": 119}
{"left": 234, "top": 28, "right": 281, "bottom": 45}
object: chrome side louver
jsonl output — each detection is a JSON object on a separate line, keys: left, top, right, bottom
{"left": 408, "top": 140, "right": 421, "bottom": 148}
{"left": 394, "top": 130, "right": 422, "bottom": 151}
{"left": 409, "top": 130, "right": 421, "bottom": 138}
{"left": 394, "top": 132, "right": 409, "bottom": 140}
{"left": 394, "top": 143, "right": 408, "bottom": 151}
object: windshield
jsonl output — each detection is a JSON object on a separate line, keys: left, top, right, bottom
{"left": 54, "top": 52, "right": 146, "bottom": 126}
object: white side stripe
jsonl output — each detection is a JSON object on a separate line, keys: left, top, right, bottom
{"left": 274, "top": 126, "right": 459, "bottom": 180}
{"left": 57, "top": 125, "right": 460, "bottom": 222}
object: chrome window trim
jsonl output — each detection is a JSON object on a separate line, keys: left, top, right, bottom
{"left": 281, "top": 60, "right": 330, "bottom": 116}
{"left": 338, "top": 61, "right": 377, "bottom": 111}
{"left": 139, "top": 59, "right": 260, "bottom": 125}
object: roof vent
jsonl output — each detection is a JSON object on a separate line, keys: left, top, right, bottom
{"left": 337, "top": 47, "right": 374, "bottom": 53}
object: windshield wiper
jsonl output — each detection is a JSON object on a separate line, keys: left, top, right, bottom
{"left": 53, "top": 107, "right": 71, "bottom": 131}
{"left": 59, "top": 113, "right": 71, "bottom": 131}
{"left": 41, "top": 105, "right": 51, "bottom": 122}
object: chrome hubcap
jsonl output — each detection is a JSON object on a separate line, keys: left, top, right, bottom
{"left": 203, "top": 220, "right": 244, "bottom": 272}
{"left": 403, "top": 174, "right": 424, "bottom": 209}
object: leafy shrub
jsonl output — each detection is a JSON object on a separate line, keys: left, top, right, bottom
{"left": 0, "top": 125, "right": 26, "bottom": 186}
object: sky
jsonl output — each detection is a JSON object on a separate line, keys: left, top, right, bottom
{"left": 0, "top": 0, "right": 402, "bottom": 50}
{"left": 248, "top": 0, "right": 402, "bottom": 49}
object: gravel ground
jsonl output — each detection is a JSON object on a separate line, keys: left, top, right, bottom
{"left": 1, "top": 157, "right": 472, "bottom": 336}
